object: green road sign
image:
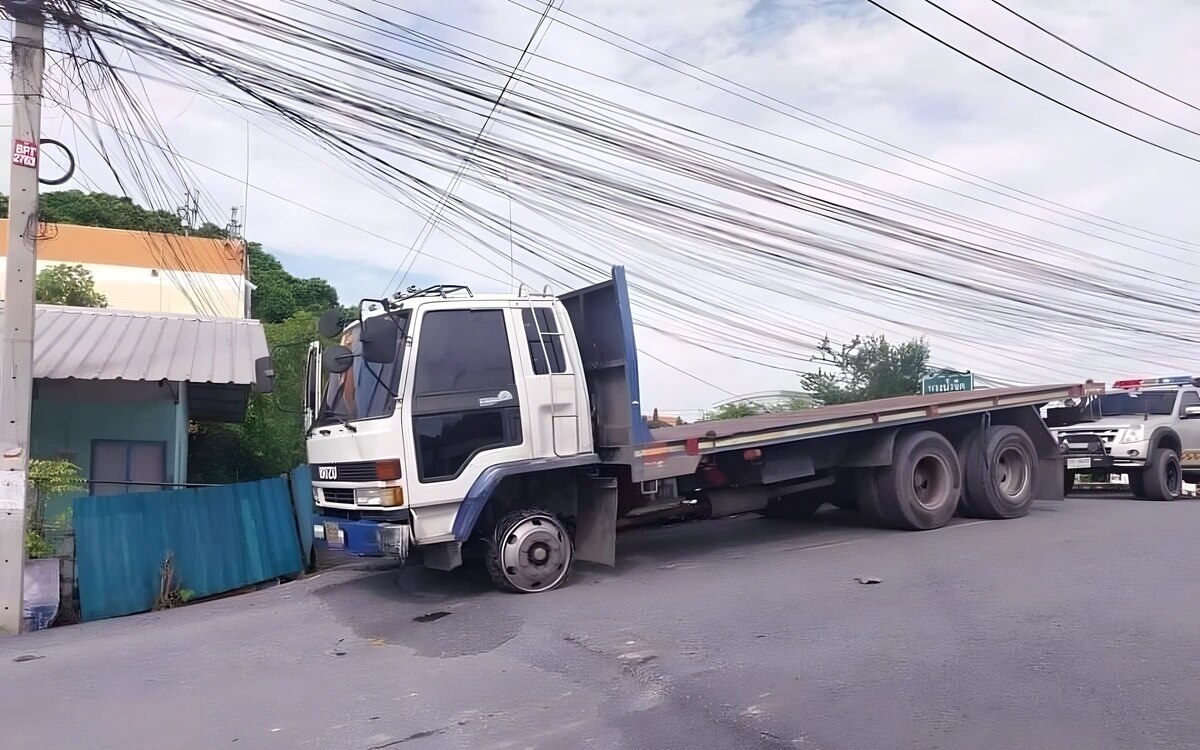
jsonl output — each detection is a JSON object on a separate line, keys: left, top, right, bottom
{"left": 922, "top": 373, "right": 974, "bottom": 395}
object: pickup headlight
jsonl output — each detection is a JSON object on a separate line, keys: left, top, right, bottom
{"left": 1120, "top": 424, "right": 1147, "bottom": 444}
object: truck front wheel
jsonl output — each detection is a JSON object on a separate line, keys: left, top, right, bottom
{"left": 486, "top": 509, "right": 574, "bottom": 593}
{"left": 1142, "top": 449, "right": 1182, "bottom": 502}
{"left": 875, "top": 430, "right": 960, "bottom": 530}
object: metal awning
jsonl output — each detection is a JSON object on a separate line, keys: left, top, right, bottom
{"left": 0, "top": 304, "right": 269, "bottom": 386}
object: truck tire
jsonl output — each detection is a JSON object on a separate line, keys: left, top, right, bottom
{"left": 851, "top": 468, "right": 886, "bottom": 524}
{"left": 960, "top": 426, "right": 1039, "bottom": 520}
{"left": 1142, "top": 449, "right": 1182, "bottom": 502}
{"left": 875, "top": 430, "right": 960, "bottom": 530}
{"left": 1063, "top": 471, "right": 1074, "bottom": 498}
{"left": 485, "top": 508, "right": 573, "bottom": 593}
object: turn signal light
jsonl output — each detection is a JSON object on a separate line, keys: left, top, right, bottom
{"left": 355, "top": 487, "right": 404, "bottom": 507}
{"left": 375, "top": 459, "right": 403, "bottom": 481}
{"left": 381, "top": 487, "right": 404, "bottom": 507}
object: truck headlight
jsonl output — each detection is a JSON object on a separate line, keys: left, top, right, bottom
{"left": 355, "top": 487, "right": 405, "bottom": 507}
{"left": 1120, "top": 424, "right": 1146, "bottom": 444}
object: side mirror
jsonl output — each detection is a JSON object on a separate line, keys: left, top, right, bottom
{"left": 360, "top": 316, "right": 398, "bottom": 365}
{"left": 317, "top": 309, "right": 347, "bottom": 339}
{"left": 254, "top": 355, "right": 275, "bottom": 394}
{"left": 1184, "top": 406, "right": 1200, "bottom": 418}
{"left": 322, "top": 345, "right": 354, "bottom": 374}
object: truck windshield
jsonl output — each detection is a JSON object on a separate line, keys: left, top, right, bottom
{"left": 317, "top": 312, "right": 409, "bottom": 424}
{"left": 1093, "top": 391, "right": 1176, "bottom": 417}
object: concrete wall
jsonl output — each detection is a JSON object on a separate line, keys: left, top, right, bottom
{"left": 31, "top": 380, "right": 187, "bottom": 515}
{"left": 0, "top": 260, "right": 249, "bottom": 318}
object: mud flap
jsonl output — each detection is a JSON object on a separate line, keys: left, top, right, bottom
{"left": 575, "top": 476, "right": 617, "bottom": 566}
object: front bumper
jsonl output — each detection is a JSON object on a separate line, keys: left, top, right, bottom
{"left": 317, "top": 508, "right": 411, "bottom": 558}
{"left": 1059, "top": 432, "right": 1149, "bottom": 473}
{"left": 1063, "top": 453, "right": 1145, "bottom": 472}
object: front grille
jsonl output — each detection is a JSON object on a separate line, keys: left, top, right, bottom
{"left": 1059, "top": 429, "right": 1120, "bottom": 455}
{"left": 311, "top": 461, "right": 380, "bottom": 482}
{"left": 321, "top": 488, "right": 355, "bottom": 504}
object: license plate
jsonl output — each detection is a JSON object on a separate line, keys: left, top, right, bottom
{"left": 323, "top": 521, "right": 344, "bottom": 549}
{"left": 1067, "top": 457, "right": 1092, "bottom": 470}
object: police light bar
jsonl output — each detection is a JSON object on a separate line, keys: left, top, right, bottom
{"left": 1112, "top": 375, "right": 1196, "bottom": 390}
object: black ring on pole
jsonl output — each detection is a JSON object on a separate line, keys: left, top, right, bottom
{"left": 37, "top": 137, "right": 74, "bottom": 186}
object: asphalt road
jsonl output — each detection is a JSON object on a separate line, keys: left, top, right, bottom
{"left": 3, "top": 493, "right": 1199, "bottom": 750}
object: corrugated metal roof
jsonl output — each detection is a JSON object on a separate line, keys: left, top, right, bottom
{"left": 2, "top": 304, "right": 269, "bottom": 384}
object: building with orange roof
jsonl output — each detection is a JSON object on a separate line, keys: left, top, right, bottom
{"left": 0, "top": 219, "right": 251, "bottom": 318}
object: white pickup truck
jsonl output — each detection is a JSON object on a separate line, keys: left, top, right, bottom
{"left": 1052, "top": 376, "right": 1200, "bottom": 501}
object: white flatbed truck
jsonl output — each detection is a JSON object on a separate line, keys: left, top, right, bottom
{"left": 302, "top": 267, "right": 1080, "bottom": 592}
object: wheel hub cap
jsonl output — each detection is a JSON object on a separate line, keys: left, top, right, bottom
{"left": 499, "top": 515, "right": 571, "bottom": 592}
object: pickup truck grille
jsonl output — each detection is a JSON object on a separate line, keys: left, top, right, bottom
{"left": 1058, "top": 428, "right": 1119, "bottom": 455}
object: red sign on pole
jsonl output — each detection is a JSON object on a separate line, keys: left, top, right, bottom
{"left": 11, "top": 139, "right": 38, "bottom": 169}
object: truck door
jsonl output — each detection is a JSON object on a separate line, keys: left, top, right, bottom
{"left": 405, "top": 307, "right": 533, "bottom": 534}
{"left": 518, "top": 305, "right": 581, "bottom": 457}
{"left": 1176, "top": 390, "right": 1200, "bottom": 471}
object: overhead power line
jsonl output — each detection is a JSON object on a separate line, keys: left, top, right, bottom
{"left": 382, "top": 0, "right": 558, "bottom": 295}
{"left": 503, "top": 0, "right": 1200, "bottom": 251}
{"left": 987, "top": 0, "right": 1200, "bottom": 115}
{"left": 919, "top": 0, "right": 1200, "bottom": 138}
{"left": 864, "top": 0, "right": 1200, "bottom": 165}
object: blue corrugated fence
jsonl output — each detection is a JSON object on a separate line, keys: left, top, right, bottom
{"left": 289, "top": 466, "right": 314, "bottom": 567}
{"left": 74, "top": 476, "right": 305, "bottom": 621}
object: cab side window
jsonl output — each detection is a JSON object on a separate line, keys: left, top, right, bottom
{"left": 1179, "top": 391, "right": 1200, "bottom": 416}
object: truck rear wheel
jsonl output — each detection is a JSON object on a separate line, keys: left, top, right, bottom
{"left": 485, "top": 509, "right": 573, "bottom": 593}
{"left": 875, "top": 430, "right": 960, "bottom": 530}
{"left": 1142, "top": 449, "right": 1182, "bottom": 502}
{"left": 960, "top": 426, "right": 1039, "bottom": 519}
{"left": 851, "top": 468, "right": 889, "bottom": 524}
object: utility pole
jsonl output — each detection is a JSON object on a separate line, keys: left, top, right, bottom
{"left": 0, "top": 0, "right": 46, "bottom": 636}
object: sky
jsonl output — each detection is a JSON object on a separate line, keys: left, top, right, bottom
{"left": 7, "top": 0, "right": 1200, "bottom": 418}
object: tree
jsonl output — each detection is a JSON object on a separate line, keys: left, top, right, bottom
{"left": 36, "top": 264, "right": 108, "bottom": 307}
{"left": 701, "top": 402, "right": 765, "bottom": 421}
{"left": 699, "top": 394, "right": 814, "bottom": 421}
{"left": 37, "top": 190, "right": 183, "bottom": 233}
{"left": 801, "top": 335, "right": 930, "bottom": 406}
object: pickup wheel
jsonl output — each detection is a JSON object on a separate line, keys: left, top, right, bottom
{"left": 1142, "top": 449, "right": 1182, "bottom": 502}
{"left": 485, "top": 509, "right": 573, "bottom": 593}
{"left": 875, "top": 430, "right": 960, "bottom": 530}
{"left": 960, "top": 426, "right": 1039, "bottom": 519}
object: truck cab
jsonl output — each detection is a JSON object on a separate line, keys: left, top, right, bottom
{"left": 305, "top": 272, "right": 646, "bottom": 591}
{"left": 1054, "top": 376, "right": 1200, "bottom": 500}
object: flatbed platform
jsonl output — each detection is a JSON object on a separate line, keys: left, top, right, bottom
{"left": 648, "top": 384, "right": 1081, "bottom": 453}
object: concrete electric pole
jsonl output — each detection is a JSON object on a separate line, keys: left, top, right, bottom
{"left": 0, "top": 0, "right": 45, "bottom": 636}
